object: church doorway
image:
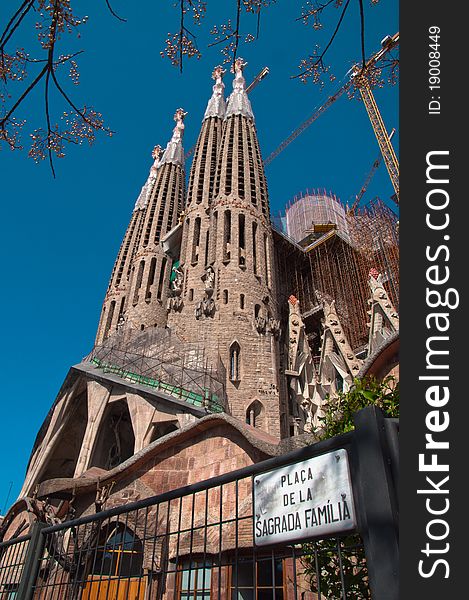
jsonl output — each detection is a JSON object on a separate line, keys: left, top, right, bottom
{"left": 82, "top": 524, "right": 145, "bottom": 600}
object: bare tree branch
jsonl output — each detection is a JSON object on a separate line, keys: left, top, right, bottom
{"left": 104, "top": 0, "right": 127, "bottom": 22}
{"left": 292, "top": 0, "right": 351, "bottom": 82}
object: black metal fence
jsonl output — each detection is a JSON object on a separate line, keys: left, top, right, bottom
{"left": 0, "top": 407, "right": 398, "bottom": 600}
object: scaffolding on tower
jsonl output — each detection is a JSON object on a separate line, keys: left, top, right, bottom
{"left": 274, "top": 194, "right": 399, "bottom": 354}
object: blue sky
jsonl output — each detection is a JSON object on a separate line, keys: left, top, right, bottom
{"left": 0, "top": 0, "right": 398, "bottom": 511}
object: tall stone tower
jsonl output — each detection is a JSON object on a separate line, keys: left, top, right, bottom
{"left": 96, "top": 109, "right": 186, "bottom": 343}
{"left": 167, "top": 66, "right": 226, "bottom": 340}
{"left": 169, "top": 59, "right": 285, "bottom": 438}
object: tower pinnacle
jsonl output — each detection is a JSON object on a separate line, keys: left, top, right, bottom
{"left": 226, "top": 57, "right": 254, "bottom": 119}
{"left": 160, "top": 108, "right": 187, "bottom": 167}
{"left": 134, "top": 145, "right": 163, "bottom": 211}
{"left": 204, "top": 65, "right": 227, "bottom": 120}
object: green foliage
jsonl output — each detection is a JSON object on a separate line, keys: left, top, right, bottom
{"left": 319, "top": 375, "right": 399, "bottom": 439}
{"left": 301, "top": 376, "right": 399, "bottom": 598}
{"left": 302, "top": 535, "right": 371, "bottom": 599}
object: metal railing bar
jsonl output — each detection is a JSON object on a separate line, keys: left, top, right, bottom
{"left": 0, "top": 534, "right": 32, "bottom": 549}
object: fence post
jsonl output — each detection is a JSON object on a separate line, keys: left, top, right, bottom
{"left": 16, "top": 522, "right": 47, "bottom": 600}
{"left": 352, "top": 406, "right": 399, "bottom": 600}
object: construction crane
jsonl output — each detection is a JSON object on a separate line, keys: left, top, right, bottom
{"left": 352, "top": 33, "right": 399, "bottom": 202}
{"left": 184, "top": 66, "right": 270, "bottom": 160}
{"left": 263, "top": 80, "right": 352, "bottom": 166}
{"left": 264, "top": 33, "right": 399, "bottom": 202}
{"left": 246, "top": 66, "right": 270, "bottom": 93}
{"left": 348, "top": 128, "right": 395, "bottom": 215}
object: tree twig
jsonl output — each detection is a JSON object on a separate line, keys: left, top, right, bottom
{"left": 104, "top": 0, "right": 127, "bottom": 22}
{"left": 292, "top": 0, "right": 351, "bottom": 80}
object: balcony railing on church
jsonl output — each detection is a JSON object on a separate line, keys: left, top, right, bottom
{"left": 86, "top": 327, "right": 226, "bottom": 414}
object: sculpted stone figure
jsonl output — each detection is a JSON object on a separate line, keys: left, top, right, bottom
{"left": 171, "top": 266, "right": 184, "bottom": 296}
{"left": 172, "top": 108, "right": 187, "bottom": 142}
{"left": 204, "top": 266, "right": 215, "bottom": 293}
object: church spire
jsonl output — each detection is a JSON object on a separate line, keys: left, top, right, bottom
{"left": 226, "top": 57, "right": 254, "bottom": 120}
{"left": 96, "top": 110, "right": 187, "bottom": 343}
{"left": 204, "top": 65, "right": 227, "bottom": 120}
{"left": 95, "top": 145, "right": 165, "bottom": 345}
{"left": 167, "top": 66, "right": 226, "bottom": 333}
{"left": 159, "top": 107, "right": 187, "bottom": 167}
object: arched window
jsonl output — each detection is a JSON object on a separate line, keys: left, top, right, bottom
{"left": 89, "top": 401, "right": 135, "bottom": 471}
{"left": 264, "top": 233, "right": 271, "bottom": 288}
{"left": 118, "top": 296, "right": 126, "bottom": 323}
{"left": 238, "top": 214, "right": 246, "bottom": 266}
{"left": 229, "top": 341, "right": 241, "bottom": 382}
{"left": 223, "top": 289, "right": 229, "bottom": 304}
{"left": 223, "top": 210, "right": 231, "bottom": 262}
{"left": 246, "top": 400, "right": 264, "bottom": 429}
{"left": 240, "top": 294, "right": 245, "bottom": 309}
{"left": 157, "top": 257, "right": 167, "bottom": 300}
{"left": 177, "top": 560, "right": 213, "bottom": 600}
{"left": 204, "top": 230, "right": 210, "bottom": 266}
{"left": 145, "top": 257, "right": 157, "bottom": 301}
{"left": 103, "top": 300, "right": 115, "bottom": 339}
{"left": 133, "top": 260, "right": 145, "bottom": 305}
{"left": 91, "top": 525, "right": 143, "bottom": 579}
{"left": 191, "top": 217, "right": 201, "bottom": 265}
{"left": 252, "top": 222, "right": 258, "bottom": 274}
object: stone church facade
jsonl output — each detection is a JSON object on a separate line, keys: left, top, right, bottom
{"left": 0, "top": 61, "right": 399, "bottom": 598}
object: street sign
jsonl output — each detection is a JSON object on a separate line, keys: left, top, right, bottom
{"left": 253, "top": 448, "right": 357, "bottom": 546}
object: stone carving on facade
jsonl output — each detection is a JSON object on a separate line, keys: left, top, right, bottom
{"left": 167, "top": 266, "right": 184, "bottom": 313}
{"left": 285, "top": 295, "right": 323, "bottom": 434}
{"left": 195, "top": 296, "right": 216, "bottom": 320}
{"left": 254, "top": 315, "right": 267, "bottom": 334}
{"left": 203, "top": 265, "right": 215, "bottom": 293}
{"left": 267, "top": 318, "right": 281, "bottom": 339}
{"left": 95, "top": 481, "right": 116, "bottom": 512}
{"left": 317, "top": 300, "right": 363, "bottom": 403}
{"left": 167, "top": 296, "right": 183, "bottom": 312}
{"left": 116, "top": 313, "right": 127, "bottom": 332}
{"left": 172, "top": 266, "right": 184, "bottom": 295}
{"left": 195, "top": 266, "right": 216, "bottom": 319}
{"left": 367, "top": 267, "right": 399, "bottom": 353}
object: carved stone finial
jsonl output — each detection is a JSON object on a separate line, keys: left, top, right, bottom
{"left": 160, "top": 108, "right": 187, "bottom": 167}
{"left": 134, "top": 143, "right": 163, "bottom": 210}
{"left": 226, "top": 57, "right": 253, "bottom": 119}
{"left": 172, "top": 108, "right": 187, "bottom": 141}
{"left": 205, "top": 66, "right": 227, "bottom": 119}
{"left": 212, "top": 65, "right": 226, "bottom": 81}
{"left": 152, "top": 144, "right": 163, "bottom": 162}
{"left": 231, "top": 57, "right": 248, "bottom": 74}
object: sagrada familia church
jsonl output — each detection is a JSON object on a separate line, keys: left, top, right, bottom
{"left": 0, "top": 60, "right": 399, "bottom": 568}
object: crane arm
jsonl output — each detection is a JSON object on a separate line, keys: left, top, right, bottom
{"left": 348, "top": 128, "right": 395, "bottom": 214}
{"left": 246, "top": 66, "right": 269, "bottom": 94}
{"left": 352, "top": 33, "right": 400, "bottom": 202}
{"left": 263, "top": 33, "right": 399, "bottom": 169}
{"left": 263, "top": 79, "right": 352, "bottom": 166}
